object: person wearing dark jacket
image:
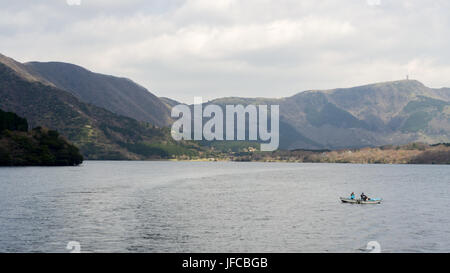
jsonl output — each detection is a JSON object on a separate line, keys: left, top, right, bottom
{"left": 361, "top": 193, "right": 368, "bottom": 201}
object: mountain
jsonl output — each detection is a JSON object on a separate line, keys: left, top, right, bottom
{"left": 25, "top": 61, "right": 172, "bottom": 127}
{"left": 0, "top": 54, "right": 53, "bottom": 85}
{"left": 2, "top": 52, "right": 449, "bottom": 152}
{"left": 0, "top": 54, "right": 200, "bottom": 160}
{"left": 208, "top": 80, "right": 450, "bottom": 149}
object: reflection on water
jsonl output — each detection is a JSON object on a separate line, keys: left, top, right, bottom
{"left": 0, "top": 161, "right": 449, "bottom": 252}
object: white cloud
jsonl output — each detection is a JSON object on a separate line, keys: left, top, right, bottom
{"left": 66, "top": 0, "right": 81, "bottom": 6}
{"left": 0, "top": 0, "right": 449, "bottom": 103}
{"left": 367, "top": 0, "right": 381, "bottom": 6}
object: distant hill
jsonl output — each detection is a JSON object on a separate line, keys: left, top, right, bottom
{"left": 25, "top": 61, "right": 172, "bottom": 127}
{"left": 2, "top": 52, "right": 449, "bottom": 152}
{"left": 208, "top": 80, "right": 450, "bottom": 149}
{"left": 160, "top": 97, "right": 181, "bottom": 108}
{"left": 231, "top": 142, "right": 450, "bottom": 164}
{"left": 0, "top": 109, "right": 83, "bottom": 166}
{"left": 0, "top": 54, "right": 54, "bottom": 85}
{"left": 432, "top": 87, "right": 450, "bottom": 101}
{"left": 0, "top": 55, "right": 201, "bottom": 160}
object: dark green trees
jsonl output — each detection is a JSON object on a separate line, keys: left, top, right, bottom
{"left": 0, "top": 110, "right": 83, "bottom": 166}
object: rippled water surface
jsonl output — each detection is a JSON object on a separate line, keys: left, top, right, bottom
{"left": 0, "top": 161, "right": 449, "bottom": 252}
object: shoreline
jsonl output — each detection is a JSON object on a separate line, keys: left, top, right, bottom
{"left": 3, "top": 143, "right": 449, "bottom": 166}
{"left": 53, "top": 159, "right": 450, "bottom": 165}
{"left": 3, "top": 157, "right": 448, "bottom": 167}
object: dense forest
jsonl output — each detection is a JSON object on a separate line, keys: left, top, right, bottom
{"left": 0, "top": 109, "right": 83, "bottom": 166}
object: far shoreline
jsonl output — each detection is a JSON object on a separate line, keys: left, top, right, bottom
{"left": 2, "top": 143, "right": 448, "bottom": 167}
{"left": 77, "top": 159, "right": 449, "bottom": 166}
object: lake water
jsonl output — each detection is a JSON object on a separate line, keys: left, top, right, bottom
{"left": 0, "top": 161, "right": 449, "bottom": 253}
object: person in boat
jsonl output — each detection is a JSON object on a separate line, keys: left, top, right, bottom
{"left": 361, "top": 193, "right": 368, "bottom": 201}
{"left": 350, "top": 192, "right": 355, "bottom": 200}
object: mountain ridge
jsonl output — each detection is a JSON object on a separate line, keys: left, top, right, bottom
{"left": 209, "top": 79, "right": 450, "bottom": 149}
{"left": 0, "top": 57, "right": 201, "bottom": 160}
{"left": 24, "top": 61, "right": 172, "bottom": 127}
{"left": 1, "top": 52, "right": 449, "bottom": 152}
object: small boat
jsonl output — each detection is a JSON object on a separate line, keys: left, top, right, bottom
{"left": 340, "top": 197, "right": 382, "bottom": 204}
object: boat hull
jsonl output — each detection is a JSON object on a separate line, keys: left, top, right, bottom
{"left": 340, "top": 197, "right": 381, "bottom": 204}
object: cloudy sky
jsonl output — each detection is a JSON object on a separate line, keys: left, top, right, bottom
{"left": 1, "top": 0, "right": 450, "bottom": 103}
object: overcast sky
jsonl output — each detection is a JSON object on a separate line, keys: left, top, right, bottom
{"left": 1, "top": 0, "right": 450, "bottom": 103}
